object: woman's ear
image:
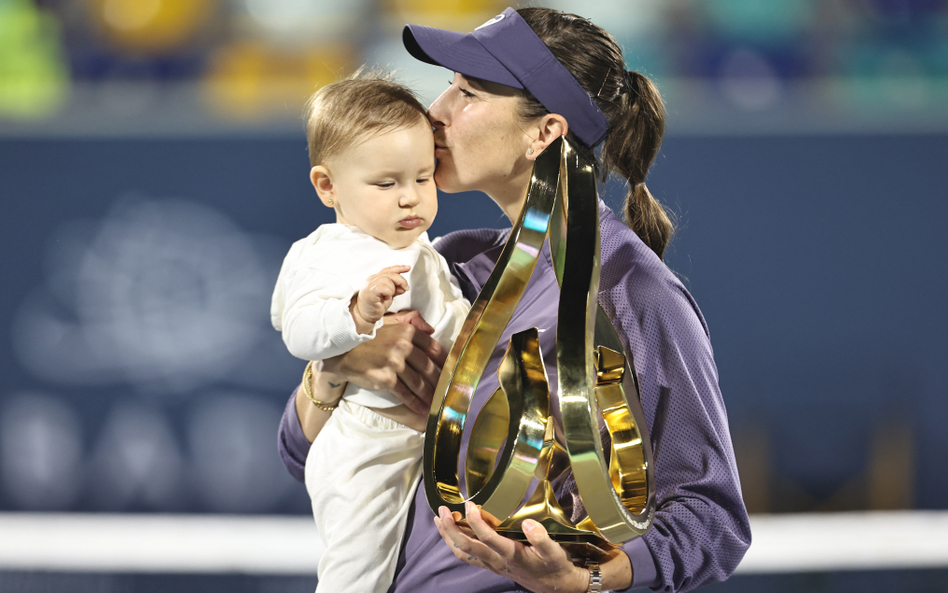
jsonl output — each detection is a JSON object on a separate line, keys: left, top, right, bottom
{"left": 527, "top": 113, "right": 569, "bottom": 160}
{"left": 310, "top": 166, "right": 336, "bottom": 208}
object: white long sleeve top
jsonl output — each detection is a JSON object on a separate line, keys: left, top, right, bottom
{"left": 271, "top": 224, "right": 470, "bottom": 408}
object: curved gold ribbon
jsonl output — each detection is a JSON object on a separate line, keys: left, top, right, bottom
{"left": 552, "top": 138, "right": 654, "bottom": 542}
{"left": 424, "top": 137, "right": 654, "bottom": 546}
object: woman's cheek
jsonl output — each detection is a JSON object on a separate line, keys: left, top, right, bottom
{"left": 434, "top": 161, "right": 456, "bottom": 192}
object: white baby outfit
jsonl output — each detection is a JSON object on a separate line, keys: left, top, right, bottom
{"left": 271, "top": 223, "right": 470, "bottom": 593}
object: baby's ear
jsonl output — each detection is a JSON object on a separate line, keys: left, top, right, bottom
{"left": 310, "top": 166, "right": 336, "bottom": 207}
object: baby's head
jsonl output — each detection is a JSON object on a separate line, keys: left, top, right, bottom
{"left": 305, "top": 70, "right": 437, "bottom": 249}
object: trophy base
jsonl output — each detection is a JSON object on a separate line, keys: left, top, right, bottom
{"left": 455, "top": 518, "right": 615, "bottom": 559}
{"left": 503, "top": 530, "right": 616, "bottom": 559}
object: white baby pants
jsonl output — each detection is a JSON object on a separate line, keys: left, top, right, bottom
{"left": 304, "top": 398, "right": 424, "bottom": 593}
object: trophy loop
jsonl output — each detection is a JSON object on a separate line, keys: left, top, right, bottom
{"left": 424, "top": 137, "right": 655, "bottom": 547}
{"left": 553, "top": 138, "right": 654, "bottom": 542}
{"left": 423, "top": 146, "right": 559, "bottom": 512}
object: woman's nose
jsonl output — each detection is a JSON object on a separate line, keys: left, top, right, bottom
{"left": 427, "top": 88, "right": 451, "bottom": 128}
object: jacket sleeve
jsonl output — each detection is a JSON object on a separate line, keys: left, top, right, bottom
{"left": 277, "top": 387, "right": 309, "bottom": 482}
{"left": 607, "top": 270, "right": 751, "bottom": 592}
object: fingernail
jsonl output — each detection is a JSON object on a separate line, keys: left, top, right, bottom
{"left": 439, "top": 506, "right": 449, "bottom": 519}
{"left": 465, "top": 501, "right": 474, "bottom": 514}
{"left": 522, "top": 519, "right": 536, "bottom": 532}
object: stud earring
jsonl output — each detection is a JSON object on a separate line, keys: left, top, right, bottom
{"left": 528, "top": 149, "right": 534, "bottom": 155}
{"left": 328, "top": 199, "right": 334, "bottom": 206}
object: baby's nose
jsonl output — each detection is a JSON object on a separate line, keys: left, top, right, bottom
{"left": 400, "top": 187, "right": 421, "bottom": 207}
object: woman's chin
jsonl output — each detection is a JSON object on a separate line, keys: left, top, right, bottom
{"left": 434, "top": 171, "right": 465, "bottom": 194}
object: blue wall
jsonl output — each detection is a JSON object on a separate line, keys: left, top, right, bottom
{"left": 647, "top": 133, "right": 948, "bottom": 511}
{"left": 1, "top": 132, "right": 945, "bottom": 514}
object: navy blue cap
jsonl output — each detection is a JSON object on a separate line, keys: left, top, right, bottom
{"left": 403, "top": 8, "right": 609, "bottom": 148}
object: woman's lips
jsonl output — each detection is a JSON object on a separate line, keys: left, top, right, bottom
{"left": 399, "top": 216, "right": 423, "bottom": 229}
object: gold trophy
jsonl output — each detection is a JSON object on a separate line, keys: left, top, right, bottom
{"left": 423, "top": 137, "right": 655, "bottom": 553}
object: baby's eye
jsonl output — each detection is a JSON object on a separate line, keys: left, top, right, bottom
{"left": 375, "top": 182, "right": 394, "bottom": 189}
{"left": 417, "top": 177, "right": 431, "bottom": 184}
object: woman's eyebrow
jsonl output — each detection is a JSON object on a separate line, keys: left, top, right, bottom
{"left": 464, "top": 75, "right": 489, "bottom": 90}
{"left": 465, "top": 75, "right": 518, "bottom": 97}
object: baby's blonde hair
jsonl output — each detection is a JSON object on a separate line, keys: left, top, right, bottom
{"left": 304, "top": 69, "right": 429, "bottom": 167}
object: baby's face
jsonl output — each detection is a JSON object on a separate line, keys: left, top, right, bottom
{"left": 326, "top": 120, "right": 437, "bottom": 248}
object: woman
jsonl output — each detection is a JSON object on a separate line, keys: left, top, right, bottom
{"left": 278, "top": 7, "right": 751, "bottom": 593}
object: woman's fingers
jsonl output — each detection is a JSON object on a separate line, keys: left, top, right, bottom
{"left": 388, "top": 321, "right": 444, "bottom": 413}
{"left": 389, "top": 378, "right": 428, "bottom": 415}
{"left": 404, "top": 335, "right": 443, "bottom": 388}
{"left": 385, "top": 309, "right": 436, "bottom": 336}
{"left": 435, "top": 501, "right": 591, "bottom": 593}
{"left": 458, "top": 503, "right": 587, "bottom": 592}
{"left": 464, "top": 502, "right": 516, "bottom": 559}
{"left": 390, "top": 319, "right": 445, "bottom": 412}
{"left": 331, "top": 310, "right": 444, "bottom": 414}
{"left": 520, "top": 519, "right": 565, "bottom": 562}
{"left": 477, "top": 507, "right": 503, "bottom": 529}
{"left": 434, "top": 506, "right": 506, "bottom": 575}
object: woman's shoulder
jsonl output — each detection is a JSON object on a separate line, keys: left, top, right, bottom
{"left": 431, "top": 227, "right": 509, "bottom": 265}
{"left": 598, "top": 207, "right": 711, "bottom": 338}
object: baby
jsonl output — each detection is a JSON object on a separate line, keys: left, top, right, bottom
{"left": 270, "top": 71, "right": 470, "bottom": 593}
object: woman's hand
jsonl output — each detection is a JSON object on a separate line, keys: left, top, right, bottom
{"left": 322, "top": 309, "right": 446, "bottom": 415}
{"left": 434, "top": 502, "right": 591, "bottom": 593}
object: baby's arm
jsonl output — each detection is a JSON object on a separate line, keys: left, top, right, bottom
{"left": 350, "top": 265, "right": 411, "bottom": 335}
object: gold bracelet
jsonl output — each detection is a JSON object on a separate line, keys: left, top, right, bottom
{"left": 302, "top": 361, "right": 340, "bottom": 412}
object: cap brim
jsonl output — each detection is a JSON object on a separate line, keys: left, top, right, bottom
{"left": 403, "top": 24, "right": 523, "bottom": 89}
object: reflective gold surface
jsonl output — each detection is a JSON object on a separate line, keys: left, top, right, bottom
{"left": 424, "top": 137, "right": 655, "bottom": 546}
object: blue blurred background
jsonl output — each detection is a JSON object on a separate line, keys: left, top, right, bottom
{"left": 1, "top": 0, "right": 947, "bottom": 591}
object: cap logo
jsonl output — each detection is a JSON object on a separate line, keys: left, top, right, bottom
{"left": 475, "top": 13, "right": 505, "bottom": 30}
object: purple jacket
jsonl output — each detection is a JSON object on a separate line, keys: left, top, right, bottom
{"left": 277, "top": 201, "right": 751, "bottom": 592}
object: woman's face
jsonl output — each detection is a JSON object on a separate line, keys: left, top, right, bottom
{"left": 428, "top": 73, "right": 535, "bottom": 209}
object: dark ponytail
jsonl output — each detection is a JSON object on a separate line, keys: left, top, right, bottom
{"left": 515, "top": 8, "right": 675, "bottom": 259}
{"left": 603, "top": 70, "right": 673, "bottom": 259}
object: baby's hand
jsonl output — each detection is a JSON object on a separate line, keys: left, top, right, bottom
{"left": 352, "top": 265, "right": 411, "bottom": 333}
